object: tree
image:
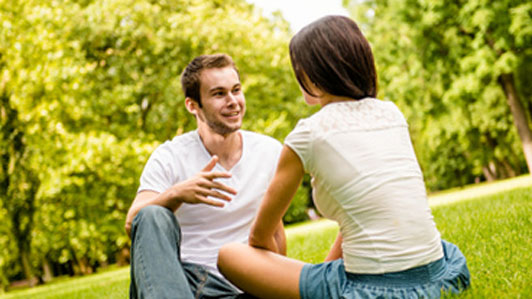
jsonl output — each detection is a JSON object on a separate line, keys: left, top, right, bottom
{"left": 0, "top": 0, "right": 308, "bottom": 288}
{"left": 0, "top": 87, "right": 40, "bottom": 286}
{"left": 344, "top": 0, "right": 532, "bottom": 189}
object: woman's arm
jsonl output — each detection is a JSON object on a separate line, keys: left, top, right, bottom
{"left": 273, "top": 220, "right": 287, "bottom": 256}
{"left": 324, "top": 232, "right": 343, "bottom": 261}
{"left": 249, "top": 145, "right": 304, "bottom": 252}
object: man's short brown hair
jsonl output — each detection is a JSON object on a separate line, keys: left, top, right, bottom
{"left": 181, "top": 54, "right": 239, "bottom": 107}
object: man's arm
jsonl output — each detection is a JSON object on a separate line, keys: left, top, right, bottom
{"left": 125, "top": 156, "right": 237, "bottom": 237}
{"left": 125, "top": 190, "right": 179, "bottom": 237}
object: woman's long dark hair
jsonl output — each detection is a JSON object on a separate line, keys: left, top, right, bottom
{"left": 289, "top": 15, "right": 377, "bottom": 100}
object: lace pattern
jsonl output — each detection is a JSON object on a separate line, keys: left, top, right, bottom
{"left": 304, "top": 98, "right": 407, "bottom": 134}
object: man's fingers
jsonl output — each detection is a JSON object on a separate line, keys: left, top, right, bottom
{"left": 204, "top": 171, "right": 232, "bottom": 180}
{"left": 205, "top": 189, "right": 233, "bottom": 202}
{"left": 208, "top": 181, "right": 237, "bottom": 195}
{"left": 196, "top": 195, "right": 226, "bottom": 208}
{"left": 198, "top": 178, "right": 237, "bottom": 195}
{"left": 202, "top": 156, "right": 219, "bottom": 172}
{"left": 197, "top": 187, "right": 233, "bottom": 202}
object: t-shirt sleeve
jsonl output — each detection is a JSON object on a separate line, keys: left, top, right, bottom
{"left": 284, "top": 119, "right": 312, "bottom": 172}
{"left": 138, "top": 146, "right": 175, "bottom": 194}
{"left": 268, "top": 139, "right": 284, "bottom": 180}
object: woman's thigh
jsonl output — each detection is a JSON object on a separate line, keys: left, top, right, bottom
{"left": 218, "top": 243, "right": 305, "bottom": 299}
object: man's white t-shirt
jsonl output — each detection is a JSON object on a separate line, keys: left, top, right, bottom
{"left": 138, "top": 130, "right": 282, "bottom": 277}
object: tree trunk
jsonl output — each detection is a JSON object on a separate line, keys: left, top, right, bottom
{"left": 116, "top": 246, "right": 130, "bottom": 267}
{"left": 499, "top": 73, "right": 532, "bottom": 173}
{"left": 483, "top": 163, "right": 497, "bottom": 182}
{"left": 500, "top": 159, "right": 517, "bottom": 178}
{"left": 42, "top": 258, "right": 53, "bottom": 283}
{"left": 20, "top": 251, "right": 36, "bottom": 287}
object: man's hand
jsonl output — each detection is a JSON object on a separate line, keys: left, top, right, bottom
{"left": 125, "top": 155, "right": 237, "bottom": 237}
{"left": 171, "top": 155, "right": 237, "bottom": 208}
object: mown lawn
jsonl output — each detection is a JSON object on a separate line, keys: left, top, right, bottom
{"left": 2, "top": 177, "right": 531, "bottom": 298}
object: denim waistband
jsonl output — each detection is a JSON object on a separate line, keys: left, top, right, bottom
{"left": 345, "top": 258, "right": 446, "bottom": 287}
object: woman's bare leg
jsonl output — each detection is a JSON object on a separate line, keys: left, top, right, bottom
{"left": 217, "top": 243, "right": 305, "bottom": 299}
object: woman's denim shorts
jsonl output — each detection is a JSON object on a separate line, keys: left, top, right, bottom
{"left": 299, "top": 240, "right": 470, "bottom": 299}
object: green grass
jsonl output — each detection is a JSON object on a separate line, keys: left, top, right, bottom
{"left": 287, "top": 186, "right": 532, "bottom": 298}
{"left": 432, "top": 186, "right": 532, "bottom": 298}
{"left": 0, "top": 266, "right": 130, "bottom": 299}
{"left": 2, "top": 176, "right": 531, "bottom": 298}
{"left": 286, "top": 218, "right": 339, "bottom": 263}
{"left": 428, "top": 174, "right": 532, "bottom": 207}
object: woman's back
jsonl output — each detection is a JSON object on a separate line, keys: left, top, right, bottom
{"left": 285, "top": 98, "right": 443, "bottom": 274}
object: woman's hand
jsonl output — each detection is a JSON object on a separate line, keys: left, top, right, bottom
{"left": 324, "top": 232, "right": 343, "bottom": 261}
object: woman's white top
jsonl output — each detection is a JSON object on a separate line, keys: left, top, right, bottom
{"left": 284, "top": 98, "right": 443, "bottom": 274}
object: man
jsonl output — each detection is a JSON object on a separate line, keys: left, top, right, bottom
{"left": 125, "top": 54, "right": 285, "bottom": 298}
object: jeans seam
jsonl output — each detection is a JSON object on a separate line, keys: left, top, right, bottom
{"left": 194, "top": 267, "right": 208, "bottom": 299}
{"left": 134, "top": 218, "right": 155, "bottom": 298}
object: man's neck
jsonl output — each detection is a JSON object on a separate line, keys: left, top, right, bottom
{"left": 198, "top": 128, "right": 243, "bottom": 171}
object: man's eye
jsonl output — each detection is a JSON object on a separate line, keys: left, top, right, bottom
{"left": 214, "top": 92, "right": 225, "bottom": 97}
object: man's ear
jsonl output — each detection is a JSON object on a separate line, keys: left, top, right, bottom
{"left": 185, "top": 97, "right": 199, "bottom": 115}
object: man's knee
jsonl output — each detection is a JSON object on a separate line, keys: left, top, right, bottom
{"left": 133, "top": 205, "right": 180, "bottom": 232}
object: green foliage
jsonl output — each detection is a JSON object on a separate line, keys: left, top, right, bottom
{"left": 0, "top": 88, "right": 40, "bottom": 286}
{"left": 31, "top": 133, "right": 155, "bottom": 275}
{"left": 282, "top": 185, "right": 309, "bottom": 224}
{"left": 0, "top": 201, "right": 17, "bottom": 288}
{"left": 283, "top": 175, "right": 311, "bottom": 224}
{"left": 0, "top": 0, "right": 309, "bottom": 287}
{"left": 7, "top": 0, "right": 530, "bottom": 289}
{"left": 345, "top": 0, "right": 532, "bottom": 190}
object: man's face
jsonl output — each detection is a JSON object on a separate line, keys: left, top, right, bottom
{"left": 196, "top": 66, "right": 246, "bottom": 136}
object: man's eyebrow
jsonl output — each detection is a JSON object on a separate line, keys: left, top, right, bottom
{"left": 208, "top": 86, "right": 226, "bottom": 93}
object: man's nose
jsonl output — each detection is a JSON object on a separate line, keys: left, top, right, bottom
{"left": 226, "top": 93, "right": 238, "bottom": 105}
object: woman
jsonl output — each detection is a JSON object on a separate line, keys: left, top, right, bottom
{"left": 217, "top": 15, "right": 470, "bottom": 299}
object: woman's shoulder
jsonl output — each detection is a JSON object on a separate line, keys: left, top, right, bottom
{"left": 307, "top": 98, "right": 407, "bottom": 133}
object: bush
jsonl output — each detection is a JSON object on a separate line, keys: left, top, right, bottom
{"left": 283, "top": 176, "right": 311, "bottom": 224}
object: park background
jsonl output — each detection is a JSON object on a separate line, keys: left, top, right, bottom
{"left": 0, "top": 0, "right": 531, "bottom": 295}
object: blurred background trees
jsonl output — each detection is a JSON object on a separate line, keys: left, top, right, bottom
{"left": 345, "top": 0, "right": 532, "bottom": 189}
{"left": 0, "top": 0, "right": 530, "bottom": 290}
{"left": 0, "top": 0, "right": 309, "bottom": 289}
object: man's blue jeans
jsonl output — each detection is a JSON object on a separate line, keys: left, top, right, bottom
{"left": 129, "top": 205, "right": 245, "bottom": 298}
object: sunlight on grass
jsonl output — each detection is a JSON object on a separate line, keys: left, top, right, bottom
{"left": 0, "top": 267, "right": 130, "bottom": 299}
{"left": 428, "top": 174, "right": 532, "bottom": 207}
{"left": 432, "top": 186, "right": 532, "bottom": 298}
{"left": 1, "top": 176, "right": 531, "bottom": 298}
{"left": 289, "top": 186, "right": 532, "bottom": 297}
{"left": 286, "top": 219, "right": 339, "bottom": 263}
